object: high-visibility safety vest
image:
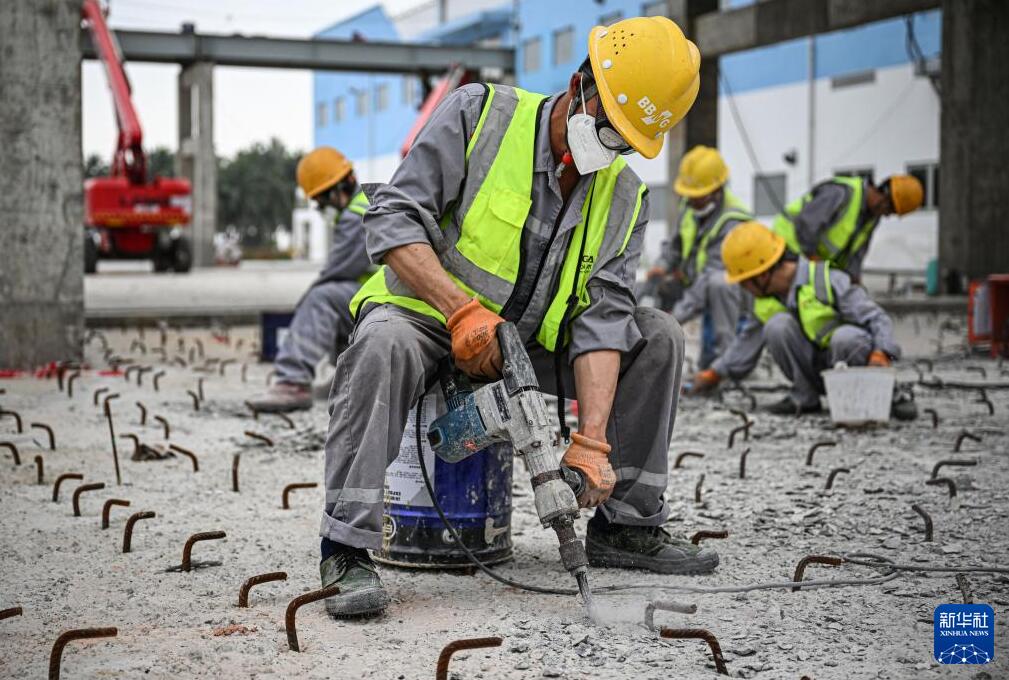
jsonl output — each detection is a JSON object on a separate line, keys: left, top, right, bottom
{"left": 677, "top": 189, "right": 751, "bottom": 283}
{"left": 346, "top": 189, "right": 369, "bottom": 217}
{"left": 349, "top": 84, "right": 647, "bottom": 352}
{"left": 772, "top": 176, "right": 875, "bottom": 272}
{"left": 752, "top": 260, "right": 841, "bottom": 349}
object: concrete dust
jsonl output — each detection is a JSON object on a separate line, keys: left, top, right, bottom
{"left": 0, "top": 315, "right": 1007, "bottom": 679}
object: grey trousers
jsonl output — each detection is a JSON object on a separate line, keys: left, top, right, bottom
{"left": 320, "top": 304, "right": 685, "bottom": 550}
{"left": 763, "top": 314, "right": 873, "bottom": 408}
{"left": 672, "top": 269, "right": 743, "bottom": 363}
{"left": 274, "top": 281, "right": 358, "bottom": 386}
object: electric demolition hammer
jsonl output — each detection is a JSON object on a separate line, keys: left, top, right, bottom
{"left": 426, "top": 322, "right": 594, "bottom": 606}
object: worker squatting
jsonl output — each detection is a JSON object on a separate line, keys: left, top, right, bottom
{"left": 247, "top": 16, "right": 925, "bottom": 618}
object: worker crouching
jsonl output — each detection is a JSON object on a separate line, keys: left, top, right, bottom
{"left": 688, "top": 222, "right": 917, "bottom": 420}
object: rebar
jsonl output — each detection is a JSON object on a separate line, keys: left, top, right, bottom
{"left": 72, "top": 483, "right": 106, "bottom": 517}
{"left": 690, "top": 530, "right": 728, "bottom": 545}
{"left": 727, "top": 408, "right": 750, "bottom": 427}
{"left": 911, "top": 503, "right": 934, "bottom": 542}
{"left": 282, "top": 483, "right": 318, "bottom": 509}
{"left": 135, "top": 366, "right": 153, "bottom": 387}
{"left": 35, "top": 455, "right": 44, "bottom": 484}
{"left": 244, "top": 431, "right": 274, "bottom": 447}
{"left": 285, "top": 584, "right": 342, "bottom": 652}
{"left": 0, "top": 409, "right": 23, "bottom": 433}
{"left": 965, "top": 366, "right": 987, "bottom": 378}
{"left": 1, "top": 606, "right": 22, "bottom": 620}
{"left": 124, "top": 366, "right": 139, "bottom": 383}
{"left": 186, "top": 390, "right": 201, "bottom": 411}
{"left": 152, "top": 371, "right": 166, "bottom": 391}
{"left": 66, "top": 371, "right": 81, "bottom": 398}
{"left": 48, "top": 627, "right": 118, "bottom": 680}
{"left": 0, "top": 442, "right": 20, "bottom": 465}
{"left": 122, "top": 511, "right": 156, "bottom": 552}
{"left": 923, "top": 408, "right": 938, "bottom": 429}
{"left": 673, "top": 451, "right": 704, "bottom": 469}
{"left": 435, "top": 637, "right": 503, "bottom": 679}
{"left": 727, "top": 422, "right": 750, "bottom": 449}
{"left": 179, "top": 531, "right": 227, "bottom": 572}
{"left": 791, "top": 555, "right": 843, "bottom": 591}
{"left": 238, "top": 571, "right": 288, "bottom": 607}
{"left": 168, "top": 444, "right": 199, "bottom": 472}
{"left": 659, "top": 628, "right": 728, "bottom": 675}
{"left": 219, "top": 359, "right": 236, "bottom": 376}
{"left": 244, "top": 402, "right": 259, "bottom": 420}
{"left": 153, "top": 415, "right": 170, "bottom": 439}
{"left": 738, "top": 447, "right": 751, "bottom": 479}
{"left": 29, "top": 422, "right": 56, "bottom": 450}
{"left": 135, "top": 401, "right": 147, "bottom": 425}
{"left": 101, "top": 499, "right": 131, "bottom": 529}
{"left": 806, "top": 440, "right": 836, "bottom": 466}
{"left": 265, "top": 411, "right": 296, "bottom": 429}
{"left": 197, "top": 377, "right": 205, "bottom": 401}
{"left": 194, "top": 337, "right": 205, "bottom": 358}
{"left": 975, "top": 388, "right": 994, "bottom": 415}
{"left": 120, "top": 434, "right": 140, "bottom": 458}
{"left": 104, "top": 394, "right": 122, "bottom": 485}
{"left": 130, "top": 339, "right": 147, "bottom": 355}
{"left": 931, "top": 459, "right": 978, "bottom": 479}
{"left": 694, "top": 474, "right": 705, "bottom": 504}
{"left": 824, "top": 467, "right": 851, "bottom": 490}
{"left": 926, "top": 477, "right": 958, "bottom": 498}
{"left": 241, "top": 364, "right": 248, "bottom": 382}
{"left": 643, "top": 599, "right": 697, "bottom": 630}
{"left": 232, "top": 453, "right": 241, "bottom": 492}
{"left": 52, "top": 473, "right": 83, "bottom": 502}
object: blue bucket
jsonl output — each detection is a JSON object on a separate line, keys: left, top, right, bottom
{"left": 376, "top": 395, "right": 513, "bottom": 568}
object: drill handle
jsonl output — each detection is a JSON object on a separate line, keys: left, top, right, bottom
{"left": 496, "top": 322, "right": 539, "bottom": 394}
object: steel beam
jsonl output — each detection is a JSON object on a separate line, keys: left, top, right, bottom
{"left": 694, "top": 0, "right": 940, "bottom": 57}
{"left": 81, "top": 28, "right": 514, "bottom": 74}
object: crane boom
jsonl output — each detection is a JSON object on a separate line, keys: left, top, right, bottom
{"left": 81, "top": 0, "right": 146, "bottom": 184}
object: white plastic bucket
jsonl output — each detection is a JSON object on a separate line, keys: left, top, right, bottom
{"left": 821, "top": 363, "right": 895, "bottom": 425}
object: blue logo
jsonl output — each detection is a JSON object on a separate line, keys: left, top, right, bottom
{"left": 934, "top": 604, "right": 994, "bottom": 664}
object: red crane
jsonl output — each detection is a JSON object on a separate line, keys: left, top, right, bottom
{"left": 82, "top": 0, "right": 193, "bottom": 273}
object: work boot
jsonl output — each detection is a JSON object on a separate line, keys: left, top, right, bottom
{"left": 585, "top": 516, "right": 719, "bottom": 575}
{"left": 891, "top": 384, "right": 918, "bottom": 421}
{"left": 766, "top": 395, "right": 822, "bottom": 416}
{"left": 319, "top": 544, "right": 389, "bottom": 618}
{"left": 245, "top": 382, "right": 312, "bottom": 413}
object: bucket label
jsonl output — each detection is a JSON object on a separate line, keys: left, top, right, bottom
{"left": 384, "top": 397, "right": 438, "bottom": 507}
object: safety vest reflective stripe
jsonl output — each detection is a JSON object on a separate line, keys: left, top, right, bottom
{"left": 772, "top": 176, "right": 873, "bottom": 271}
{"left": 349, "top": 84, "right": 644, "bottom": 352}
{"left": 753, "top": 261, "right": 840, "bottom": 349}
{"left": 677, "top": 189, "right": 752, "bottom": 282}
{"left": 347, "top": 190, "right": 369, "bottom": 217}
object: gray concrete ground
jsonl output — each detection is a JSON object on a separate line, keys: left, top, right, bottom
{"left": 0, "top": 315, "right": 1006, "bottom": 679}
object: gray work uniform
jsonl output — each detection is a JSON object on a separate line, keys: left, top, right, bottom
{"left": 274, "top": 199, "right": 371, "bottom": 386}
{"left": 662, "top": 193, "right": 749, "bottom": 363}
{"left": 789, "top": 179, "right": 876, "bottom": 282}
{"left": 320, "top": 84, "right": 686, "bottom": 551}
{"left": 711, "top": 257, "right": 900, "bottom": 408}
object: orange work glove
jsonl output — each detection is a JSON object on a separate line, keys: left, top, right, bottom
{"left": 867, "top": 350, "right": 891, "bottom": 367}
{"left": 445, "top": 298, "right": 504, "bottom": 380}
{"left": 686, "top": 369, "right": 721, "bottom": 396}
{"left": 561, "top": 432, "right": 615, "bottom": 508}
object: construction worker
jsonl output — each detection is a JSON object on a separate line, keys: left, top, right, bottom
{"left": 687, "top": 222, "right": 916, "bottom": 420}
{"left": 317, "top": 17, "right": 718, "bottom": 619}
{"left": 648, "top": 146, "right": 752, "bottom": 368}
{"left": 247, "top": 147, "right": 371, "bottom": 412}
{"left": 772, "top": 174, "right": 924, "bottom": 283}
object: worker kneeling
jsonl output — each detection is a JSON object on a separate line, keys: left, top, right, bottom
{"left": 688, "top": 222, "right": 917, "bottom": 420}
{"left": 318, "top": 16, "right": 718, "bottom": 619}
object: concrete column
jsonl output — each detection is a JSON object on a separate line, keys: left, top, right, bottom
{"left": 177, "top": 62, "right": 217, "bottom": 268}
{"left": 0, "top": 1, "right": 84, "bottom": 368}
{"left": 939, "top": 0, "right": 1009, "bottom": 288}
{"left": 665, "top": 0, "right": 720, "bottom": 237}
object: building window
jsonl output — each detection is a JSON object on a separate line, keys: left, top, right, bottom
{"left": 354, "top": 89, "right": 368, "bottom": 117}
{"left": 333, "top": 97, "right": 345, "bottom": 124}
{"left": 599, "top": 11, "right": 623, "bottom": 26}
{"left": 553, "top": 26, "right": 574, "bottom": 66}
{"left": 753, "top": 173, "right": 787, "bottom": 216}
{"left": 642, "top": 1, "right": 666, "bottom": 16}
{"left": 907, "top": 162, "right": 939, "bottom": 209}
{"left": 522, "top": 37, "right": 541, "bottom": 73}
{"left": 402, "top": 77, "right": 417, "bottom": 107}
{"left": 375, "top": 83, "right": 389, "bottom": 112}
{"left": 835, "top": 167, "right": 875, "bottom": 185}
{"left": 316, "top": 102, "right": 327, "bottom": 127}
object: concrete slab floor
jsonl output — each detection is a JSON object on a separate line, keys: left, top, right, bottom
{"left": 0, "top": 317, "right": 1006, "bottom": 679}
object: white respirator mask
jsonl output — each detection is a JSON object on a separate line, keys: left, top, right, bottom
{"left": 565, "top": 78, "right": 619, "bottom": 175}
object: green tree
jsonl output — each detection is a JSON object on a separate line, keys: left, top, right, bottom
{"left": 147, "top": 147, "right": 176, "bottom": 178}
{"left": 217, "top": 138, "right": 301, "bottom": 248}
{"left": 84, "top": 153, "right": 109, "bottom": 179}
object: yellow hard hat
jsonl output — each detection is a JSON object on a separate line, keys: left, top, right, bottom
{"left": 588, "top": 16, "right": 700, "bottom": 159}
{"left": 886, "top": 174, "right": 924, "bottom": 215}
{"left": 721, "top": 221, "right": 786, "bottom": 284}
{"left": 674, "top": 145, "right": 729, "bottom": 197}
{"left": 297, "top": 147, "right": 353, "bottom": 199}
